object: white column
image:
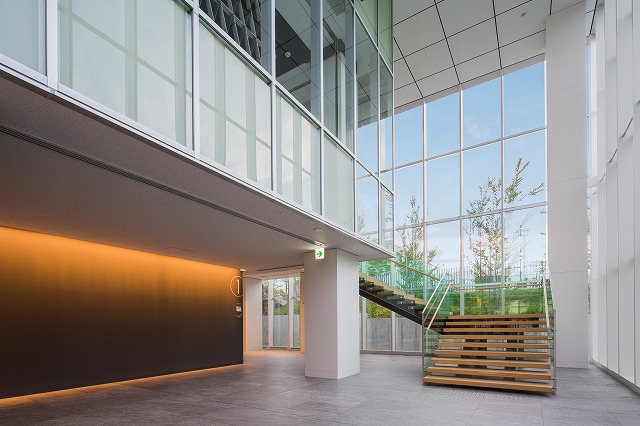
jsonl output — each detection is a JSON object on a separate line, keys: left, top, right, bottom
{"left": 243, "top": 278, "right": 263, "bottom": 351}
{"left": 545, "top": 2, "right": 589, "bottom": 368}
{"left": 303, "top": 249, "right": 359, "bottom": 379}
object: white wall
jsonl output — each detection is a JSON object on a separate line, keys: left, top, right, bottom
{"left": 303, "top": 249, "right": 359, "bottom": 379}
{"left": 243, "top": 277, "right": 263, "bottom": 351}
{"left": 590, "top": 0, "right": 640, "bottom": 389}
{"left": 545, "top": 2, "right": 589, "bottom": 368}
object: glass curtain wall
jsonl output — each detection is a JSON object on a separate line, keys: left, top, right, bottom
{"left": 2, "top": 0, "right": 393, "bottom": 251}
{"left": 262, "top": 277, "right": 300, "bottom": 349}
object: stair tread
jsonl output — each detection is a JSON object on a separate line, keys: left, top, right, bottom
{"left": 448, "top": 314, "right": 546, "bottom": 320}
{"left": 442, "top": 335, "right": 547, "bottom": 340}
{"left": 423, "top": 375, "right": 553, "bottom": 393}
{"left": 443, "top": 327, "right": 548, "bottom": 333}
{"left": 446, "top": 320, "right": 546, "bottom": 326}
{"left": 431, "top": 357, "right": 550, "bottom": 369}
{"left": 434, "top": 349, "right": 549, "bottom": 358}
{"left": 437, "top": 342, "right": 548, "bottom": 349}
{"left": 427, "top": 366, "right": 552, "bottom": 380}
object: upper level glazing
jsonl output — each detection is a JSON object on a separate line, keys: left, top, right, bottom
{"left": 0, "top": 0, "right": 394, "bottom": 252}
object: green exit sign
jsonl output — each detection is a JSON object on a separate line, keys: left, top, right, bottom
{"left": 315, "top": 248, "right": 324, "bottom": 260}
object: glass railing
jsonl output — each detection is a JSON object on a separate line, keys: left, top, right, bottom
{"left": 359, "top": 259, "right": 441, "bottom": 301}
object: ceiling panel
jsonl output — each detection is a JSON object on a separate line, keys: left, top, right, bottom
{"left": 393, "top": 59, "right": 413, "bottom": 89}
{"left": 438, "top": 0, "right": 495, "bottom": 36}
{"left": 448, "top": 19, "right": 498, "bottom": 64}
{"left": 395, "top": 82, "right": 422, "bottom": 108}
{"left": 497, "top": 0, "right": 550, "bottom": 46}
{"left": 393, "top": 38, "right": 402, "bottom": 60}
{"left": 415, "top": 68, "right": 458, "bottom": 98}
{"left": 586, "top": 0, "right": 597, "bottom": 12}
{"left": 393, "top": 6, "right": 445, "bottom": 56}
{"left": 456, "top": 50, "right": 501, "bottom": 82}
{"left": 494, "top": 0, "right": 529, "bottom": 15}
{"left": 404, "top": 40, "right": 453, "bottom": 81}
{"left": 551, "top": 0, "right": 583, "bottom": 13}
{"left": 393, "top": 0, "right": 435, "bottom": 24}
{"left": 499, "top": 31, "right": 545, "bottom": 67}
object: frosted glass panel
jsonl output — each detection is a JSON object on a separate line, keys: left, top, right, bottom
{"left": 324, "top": 135, "right": 355, "bottom": 230}
{"left": 357, "top": 165, "right": 379, "bottom": 243}
{"left": 276, "top": 92, "right": 321, "bottom": 214}
{"left": 199, "top": 22, "right": 272, "bottom": 188}
{"left": 0, "top": 0, "right": 45, "bottom": 73}
{"left": 59, "top": 0, "right": 192, "bottom": 147}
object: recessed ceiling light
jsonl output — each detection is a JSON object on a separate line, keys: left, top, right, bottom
{"left": 521, "top": 12, "right": 527, "bottom": 17}
{"left": 313, "top": 228, "right": 322, "bottom": 232}
{"left": 284, "top": 51, "right": 292, "bottom": 58}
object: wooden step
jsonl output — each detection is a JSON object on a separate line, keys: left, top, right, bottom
{"left": 448, "top": 314, "right": 546, "bottom": 320}
{"left": 434, "top": 349, "right": 550, "bottom": 359}
{"left": 446, "top": 320, "right": 546, "bottom": 326}
{"left": 427, "top": 366, "right": 551, "bottom": 380}
{"left": 443, "top": 327, "right": 548, "bottom": 333}
{"left": 437, "top": 341, "right": 548, "bottom": 349}
{"left": 423, "top": 375, "right": 553, "bottom": 393}
{"left": 441, "top": 334, "right": 547, "bottom": 341}
{"left": 431, "top": 357, "right": 550, "bottom": 369}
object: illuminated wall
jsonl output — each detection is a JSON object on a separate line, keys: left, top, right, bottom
{"left": 0, "top": 226, "right": 242, "bottom": 398}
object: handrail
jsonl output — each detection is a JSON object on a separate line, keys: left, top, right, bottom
{"left": 542, "top": 276, "right": 550, "bottom": 330}
{"left": 427, "top": 281, "right": 453, "bottom": 330}
{"left": 421, "top": 275, "right": 445, "bottom": 316}
{"left": 387, "top": 258, "right": 440, "bottom": 281}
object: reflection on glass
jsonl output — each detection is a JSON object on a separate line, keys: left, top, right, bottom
{"left": 378, "top": 0, "right": 392, "bottom": 67}
{"left": 382, "top": 187, "right": 393, "bottom": 251}
{"left": 292, "top": 277, "right": 301, "bottom": 348}
{"left": 504, "top": 207, "right": 547, "bottom": 283}
{"left": 427, "top": 153, "right": 459, "bottom": 221}
{"left": 357, "top": 165, "right": 379, "bottom": 243}
{"left": 463, "top": 142, "right": 501, "bottom": 215}
{"left": 199, "top": 0, "right": 271, "bottom": 71}
{"left": 380, "top": 62, "right": 393, "bottom": 186}
{"left": 427, "top": 92, "right": 459, "bottom": 157}
{"left": 426, "top": 220, "right": 460, "bottom": 278}
{"left": 355, "top": 0, "right": 377, "bottom": 40}
{"left": 272, "top": 279, "right": 289, "bottom": 347}
{"left": 356, "top": 20, "right": 378, "bottom": 174}
{"left": 395, "top": 106, "right": 423, "bottom": 166}
{"left": 275, "top": 0, "right": 321, "bottom": 118}
{"left": 276, "top": 92, "right": 321, "bottom": 214}
{"left": 365, "top": 299, "right": 390, "bottom": 351}
{"left": 463, "top": 79, "right": 500, "bottom": 147}
{"left": 324, "top": 134, "right": 354, "bottom": 230}
{"left": 323, "top": 0, "right": 354, "bottom": 149}
{"left": 59, "top": 0, "right": 192, "bottom": 147}
{"left": 200, "top": 23, "right": 271, "bottom": 188}
{"left": 504, "top": 62, "right": 545, "bottom": 136}
{"left": 394, "top": 226, "right": 424, "bottom": 269}
{"left": 463, "top": 213, "right": 502, "bottom": 285}
{"left": 0, "top": 0, "right": 45, "bottom": 73}
{"left": 504, "top": 130, "right": 546, "bottom": 208}
{"left": 395, "top": 163, "right": 422, "bottom": 227}
{"left": 262, "top": 282, "right": 268, "bottom": 347}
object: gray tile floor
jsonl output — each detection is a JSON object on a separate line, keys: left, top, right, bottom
{"left": 1, "top": 351, "right": 639, "bottom": 425}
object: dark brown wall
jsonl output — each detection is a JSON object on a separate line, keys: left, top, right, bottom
{"left": 0, "top": 227, "right": 243, "bottom": 398}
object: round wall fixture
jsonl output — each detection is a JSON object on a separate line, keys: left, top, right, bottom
{"left": 230, "top": 275, "right": 243, "bottom": 297}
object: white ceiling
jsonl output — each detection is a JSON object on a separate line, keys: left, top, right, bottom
{"left": 393, "top": 0, "right": 596, "bottom": 110}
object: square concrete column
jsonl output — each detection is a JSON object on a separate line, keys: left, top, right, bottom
{"left": 303, "top": 249, "right": 359, "bottom": 379}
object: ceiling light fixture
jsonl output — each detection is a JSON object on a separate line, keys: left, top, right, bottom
{"left": 521, "top": 12, "right": 527, "bottom": 17}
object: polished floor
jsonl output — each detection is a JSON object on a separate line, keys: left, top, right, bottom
{"left": 1, "top": 351, "right": 639, "bottom": 425}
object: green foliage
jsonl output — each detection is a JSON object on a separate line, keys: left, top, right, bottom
{"left": 366, "top": 301, "right": 391, "bottom": 318}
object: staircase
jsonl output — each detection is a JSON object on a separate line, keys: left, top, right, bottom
{"left": 358, "top": 273, "right": 425, "bottom": 324}
{"left": 423, "top": 313, "right": 554, "bottom": 393}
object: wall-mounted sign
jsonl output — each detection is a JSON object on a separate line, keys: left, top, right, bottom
{"left": 315, "top": 248, "right": 324, "bottom": 260}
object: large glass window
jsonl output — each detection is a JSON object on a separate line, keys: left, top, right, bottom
{"left": 427, "top": 153, "right": 459, "bottom": 221}
{"left": 356, "top": 20, "right": 378, "bottom": 175}
{"left": 199, "top": 22, "right": 271, "bottom": 188}
{"left": 364, "top": 299, "right": 390, "bottom": 351}
{"left": 395, "top": 163, "right": 422, "bottom": 226}
{"left": 276, "top": 92, "right": 321, "bottom": 214}
{"left": 463, "top": 142, "right": 501, "bottom": 215}
{"left": 463, "top": 78, "right": 500, "bottom": 148}
{"left": 504, "top": 207, "right": 547, "bottom": 283}
{"left": 275, "top": 0, "right": 320, "bottom": 118}
{"left": 378, "top": 0, "right": 392, "bottom": 67}
{"left": 272, "top": 279, "right": 289, "bottom": 347}
{"left": 427, "top": 93, "right": 459, "bottom": 158}
{"left": 59, "top": 0, "right": 192, "bottom": 147}
{"left": 503, "top": 130, "right": 546, "bottom": 208}
{"left": 0, "top": 0, "right": 45, "bottom": 74}
{"left": 324, "top": 135, "right": 355, "bottom": 230}
{"left": 426, "top": 220, "right": 460, "bottom": 277}
{"left": 323, "top": 0, "right": 354, "bottom": 149}
{"left": 357, "top": 165, "right": 379, "bottom": 243}
{"left": 395, "top": 106, "right": 423, "bottom": 166}
{"left": 262, "top": 277, "right": 301, "bottom": 350}
{"left": 504, "top": 62, "right": 545, "bottom": 136}
{"left": 199, "top": 0, "right": 271, "bottom": 71}
{"left": 380, "top": 62, "right": 393, "bottom": 187}
{"left": 463, "top": 213, "right": 502, "bottom": 285}
{"left": 382, "top": 187, "right": 393, "bottom": 251}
